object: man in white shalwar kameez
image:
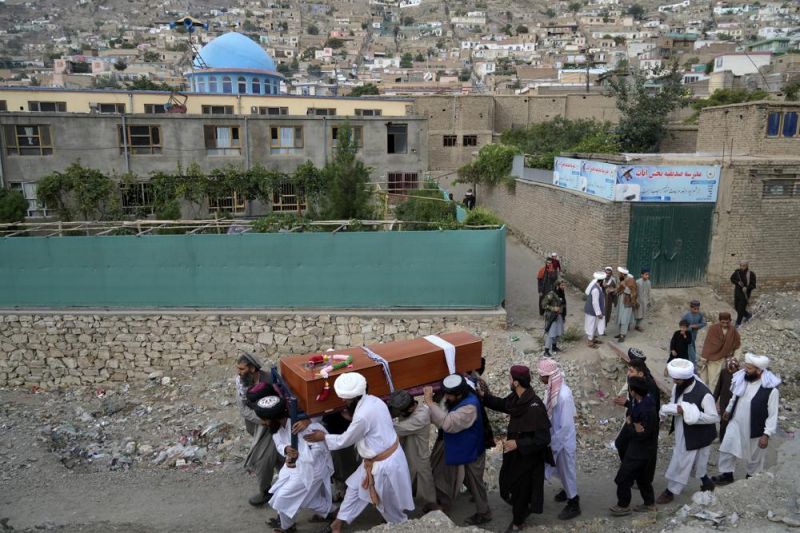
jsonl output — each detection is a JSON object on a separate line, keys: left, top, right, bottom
{"left": 253, "top": 396, "right": 334, "bottom": 533}
{"left": 656, "top": 359, "right": 718, "bottom": 504}
{"left": 584, "top": 271, "right": 607, "bottom": 348}
{"left": 713, "top": 353, "right": 781, "bottom": 485}
{"left": 304, "top": 372, "right": 414, "bottom": 533}
{"left": 537, "top": 358, "right": 581, "bottom": 520}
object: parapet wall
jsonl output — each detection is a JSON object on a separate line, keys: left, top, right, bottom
{"left": 0, "top": 310, "right": 506, "bottom": 388}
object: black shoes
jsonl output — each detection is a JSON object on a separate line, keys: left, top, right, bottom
{"left": 554, "top": 489, "right": 567, "bottom": 502}
{"left": 711, "top": 473, "right": 734, "bottom": 485}
{"left": 558, "top": 496, "right": 581, "bottom": 520}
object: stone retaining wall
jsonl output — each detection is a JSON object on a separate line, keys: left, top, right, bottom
{"left": 0, "top": 310, "right": 506, "bottom": 388}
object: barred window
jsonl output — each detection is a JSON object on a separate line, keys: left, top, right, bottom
{"left": 762, "top": 179, "right": 799, "bottom": 199}
{"left": 120, "top": 182, "right": 155, "bottom": 215}
{"left": 208, "top": 191, "right": 246, "bottom": 215}
{"left": 443, "top": 135, "right": 457, "bottom": 147}
{"left": 118, "top": 125, "right": 162, "bottom": 155}
{"left": 28, "top": 101, "right": 67, "bottom": 112}
{"left": 3, "top": 125, "right": 53, "bottom": 156}
{"left": 270, "top": 126, "right": 303, "bottom": 153}
{"left": 462, "top": 134, "right": 478, "bottom": 147}
{"left": 272, "top": 182, "right": 306, "bottom": 212}
{"left": 387, "top": 172, "right": 419, "bottom": 194}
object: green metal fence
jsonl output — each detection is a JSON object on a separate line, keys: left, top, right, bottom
{"left": 0, "top": 228, "right": 506, "bottom": 309}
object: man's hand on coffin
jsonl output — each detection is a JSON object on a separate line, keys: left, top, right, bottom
{"left": 303, "top": 430, "right": 326, "bottom": 443}
{"left": 423, "top": 386, "right": 434, "bottom": 405}
{"left": 477, "top": 378, "right": 489, "bottom": 397}
{"left": 292, "top": 419, "right": 311, "bottom": 434}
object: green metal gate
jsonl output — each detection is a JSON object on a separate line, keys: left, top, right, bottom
{"left": 627, "top": 204, "right": 714, "bottom": 288}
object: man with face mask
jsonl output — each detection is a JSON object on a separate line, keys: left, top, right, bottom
{"left": 656, "top": 359, "right": 718, "bottom": 504}
{"left": 255, "top": 396, "right": 334, "bottom": 533}
{"left": 304, "top": 372, "right": 414, "bottom": 532}
{"left": 389, "top": 390, "right": 437, "bottom": 512}
{"left": 235, "top": 354, "right": 284, "bottom": 507}
{"left": 713, "top": 353, "right": 781, "bottom": 485}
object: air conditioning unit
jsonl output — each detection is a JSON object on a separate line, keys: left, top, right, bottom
{"left": 88, "top": 102, "right": 99, "bottom": 113}
{"left": 251, "top": 106, "right": 259, "bottom": 114}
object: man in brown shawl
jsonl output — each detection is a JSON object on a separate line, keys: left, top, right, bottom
{"left": 478, "top": 365, "right": 553, "bottom": 532}
{"left": 699, "top": 312, "right": 741, "bottom": 394}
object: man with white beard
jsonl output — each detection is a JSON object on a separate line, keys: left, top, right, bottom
{"left": 712, "top": 353, "right": 781, "bottom": 485}
{"left": 656, "top": 359, "right": 718, "bottom": 504}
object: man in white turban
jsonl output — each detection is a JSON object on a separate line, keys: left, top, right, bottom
{"left": 713, "top": 353, "right": 781, "bottom": 484}
{"left": 656, "top": 359, "right": 719, "bottom": 504}
{"left": 614, "top": 267, "right": 638, "bottom": 343}
{"left": 304, "top": 372, "right": 414, "bottom": 532}
{"left": 584, "top": 271, "right": 607, "bottom": 348}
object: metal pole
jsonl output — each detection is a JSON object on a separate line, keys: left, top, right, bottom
{"left": 121, "top": 114, "right": 130, "bottom": 173}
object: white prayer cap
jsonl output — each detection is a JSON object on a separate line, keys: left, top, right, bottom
{"left": 604, "top": 266, "right": 613, "bottom": 272}
{"left": 550, "top": 252, "right": 558, "bottom": 258}
{"left": 617, "top": 266, "right": 629, "bottom": 274}
{"left": 667, "top": 358, "right": 695, "bottom": 380}
{"left": 334, "top": 372, "right": 367, "bottom": 399}
{"left": 745, "top": 352, "right": 769, "bottom": 370}
{"left": 593, "top": 271, "right": 606, "bottom": 280}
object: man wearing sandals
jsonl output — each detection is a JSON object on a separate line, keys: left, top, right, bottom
{"left": 255, "top": 396, "right": 335, "bottom": 533}
{"left": 304, "top": 372, "right": 414, "bottom": 532}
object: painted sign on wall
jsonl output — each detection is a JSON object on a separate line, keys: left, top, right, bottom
{"left": 553, "top": 157, "right": 720, "bottom": 203}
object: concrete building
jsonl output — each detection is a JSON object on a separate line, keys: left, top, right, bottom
{"left": 479, "top": 101, "right": 800, "bottom": 291}
{"left": 713, "top": 53, "right": 772, "bottom": 76}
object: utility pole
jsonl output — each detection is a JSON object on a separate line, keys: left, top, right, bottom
{"left": 585, "top": 51, "right": 593, "bottom": 93}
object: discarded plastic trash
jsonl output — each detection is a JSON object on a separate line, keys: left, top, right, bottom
{"left": 510, "top": 336, "right": 520, "bottom": 342}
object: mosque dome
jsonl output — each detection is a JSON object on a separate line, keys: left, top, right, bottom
{"left": 193, "top": 32, "right": 277, "bottom": 72}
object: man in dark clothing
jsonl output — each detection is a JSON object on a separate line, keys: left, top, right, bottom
{"left": 713, "top": 357, "right": 740, "bottom": 441}
{"left": 612, "top": 349, "right": 661, "bottom": 461}
{"left": 668, "top": 320, "right": 693, "bottom": 364}
{"left": 610, "top": 377, "right": 659, "bottom": 516}
{"left": 537, "top": 258, "right": 560, "bottom": 316}
{"left": 235, "top": 354, "right": 284, "bottom": 506}
{"left": 478, "top": 365, "right": 553, "bottom": 532}
{"left": 730, "top": 261, "right": 756, "bottom": 327}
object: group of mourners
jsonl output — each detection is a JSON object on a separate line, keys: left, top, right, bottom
{"left": 235, "top": 354, "right": 580, "bottom": 533}
{"left": 229, "top": 259, "right": 777, "bottom": 532}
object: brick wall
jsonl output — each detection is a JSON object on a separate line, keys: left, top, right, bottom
{"left": 707, "top": 162, "right": 800, "bottom": 292}
{"left": 659, "top": 125, "right": 699, "bottom": 153}
{"left": 697, "top": 102, "right": 800, "bottom": 156}
{"left": 480, "top": 180, "right": 630, "bottom": 287}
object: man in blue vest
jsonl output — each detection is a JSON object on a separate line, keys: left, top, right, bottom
{"left": 423, "top": 374, "right": 491, "bottom": 526}
{"left": 656, "top": 359, "right": 719, "bottom": 504}
{"left": 713, "top": 352, "right": 781, "bottom": 485}
{"left": 478, "top": 365, "right": 553, "bottom": 532}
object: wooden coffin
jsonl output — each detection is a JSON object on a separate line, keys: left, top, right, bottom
{"left": 278, "top": 331, "right": 482, "bottom": 415}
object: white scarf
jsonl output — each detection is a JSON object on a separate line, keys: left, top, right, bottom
{"left": 730, "top": 369, "right": 782, "bottom": 398}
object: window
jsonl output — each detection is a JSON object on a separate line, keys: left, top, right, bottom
{"left": 258, "top": 106, "right": 288, "bottom": 115}
{"left": 307, "top": 108, "right": 337, "bottom": 116}
{"left": 208, "top": 191, "right": 246, "bottom": 215}
{"left": 28, "top": 101, "right": 66, "bottom": 112}
{"left": 462, "top": 135, "right": 478, "bottom": 147}
{"left": 387, "top": 124, "right": 408, "bottom": 154}
{"left": 208, "top": 76, "right": 218, "bottom": 92}
{"left": 355, "top": 109, "right": 382, "bottom": 116}
{"left": 767, "top": 111, "right": 799, "bottom": 138}
{"left": 118, "top": 125, "right": 162, "bottom": 155}
{"left": 197, "top": 78, "right": 207, "bottom": 92}
{"left": 331, "top": 125, "right": 363, "bottom": 148}
{"left": 222, "top": 76, "right": 232, "bottom": 94}
{"left": 3, "top": 125, "right": 53, "bottom": 156}
{"left": 9, "top": 182, "right": 47, "bottom": 217}
{"left": 387, "top": 172, "right": 419, "bottom": 194}
{"left": 144, "top": 103, "right": 167, "bottom": 114}
{"left": 0, "top": 100, "right": 6, "bottom": 112}
{"left": 202, "top": 105, "right": 234, "bottom": 115}
{"left": 443, "top": 135, "right": 457, "bottom": 147}
{"left": 238, "top": 76, "right": 247, "bottom": 93}
{"left": 270, "top": 126, "right": 303, "bottom": 153}
{"left": 96, "top": 103, "right": 125, "bottom": 113}
{"left": 762, "top": 179, "right": 799, "bottom": 199}
{"left": 782, "top": 112, "right": 798, "bottom": 138}
{"left": 120, "top": 182, "right": 154, "bottom": 215}
{"left": 272, "top": 182, "right": 306, "bottom": 212}
{"left": 252, "top": 78, "right": 262, "bottom": 94}
{"left": 204, "top": 125, "right": 241, "bottom": 156}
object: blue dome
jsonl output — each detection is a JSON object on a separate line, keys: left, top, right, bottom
{"left": 194, "top": 32, "right": 277, "bottom": 72}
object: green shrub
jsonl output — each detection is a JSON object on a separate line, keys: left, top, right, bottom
{"left": 394, "top": 181, "right": 456, "bottom": 230}
{"left": 463, "top": 207, "right": 503, "bottom": 227}
{"left": 0, "top": 188, "right": 28, "bottom": 223}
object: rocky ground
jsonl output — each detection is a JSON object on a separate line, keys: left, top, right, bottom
{"left": 0, "top": 235, "right": 797, "bottom": 532}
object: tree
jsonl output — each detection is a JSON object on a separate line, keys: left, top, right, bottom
{"left": 36, "top": 162, "right": 118, "bottom": 221}
{"left": 143, "top": 50, "right": 161, "bottom": 62}
{"left": 277, "top": 63, "right": 292, "bottom": 75}
{"left": 400, "top": 52, "right": 413, "bottom": 68}
{"left": 500, "top": 117, "right": 619, "bottom": 169}
{"left": 307, "top": 24, "right": 320, "bottom": 35}
{"left": 325, "top": 38, "right": 344, "bottom": 49}
{"left": 0, "top": 188, "right": 27, "bottom": 223}
{"left": 608, "top": 63, "right": 688, "bottom": 152}
{"left": 414, "top": 52, "right": 425, "bottom": 62}
{"left": 402, "top": 16, "right": 415, "bottom": 26}
{"left": 307, "top": 64, "right": 322, "bottom": 77}
{"left": 394, "top": 180, "right": 456, "bottom": 230}
{"left": 628, "top": 4, "right": 645, "bottom": 20}
{"left": 569, "top": 1, "right": 583, "bottom": 13}
{"left": 113, "top": 59, "right": 127, "bottom": 71}
{"left": 613, "top": 35, "right": 626, "bottom": 46}
{"left": 349, "top": 83, "right": 380, "bottom": 96}
{"left": 501, "top": 24, "right": 513, "bottom": 36}
{"left": 459, "top": 67, "right": 472, "bottom": 82}
{"left": 126, "top": 76, "right": 172, "bottom": 91}
{"left": 516, "top": 25, "right": 529, "bottom": 34}
{"left": 456, "top": 144, "right": 521, "bottom": 190}
{"left": 544, "top": 8, "right": 557, "bottom": 18}
{"left": 784, "top": 77, "right": 800, "bottom": 101}
{"left": 322, "top": 126, "right": 373, "bottom": 219}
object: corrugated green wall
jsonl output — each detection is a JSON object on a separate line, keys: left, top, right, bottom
{"left": 0, "top": 228, "right": 505, "bottom": 309}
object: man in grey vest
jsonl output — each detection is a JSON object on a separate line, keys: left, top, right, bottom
{"left": 713, "top": 352, "right": 781, "bottom": 485}
{"left": 656, "top": 359, "right": 719, "bottom": 504}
